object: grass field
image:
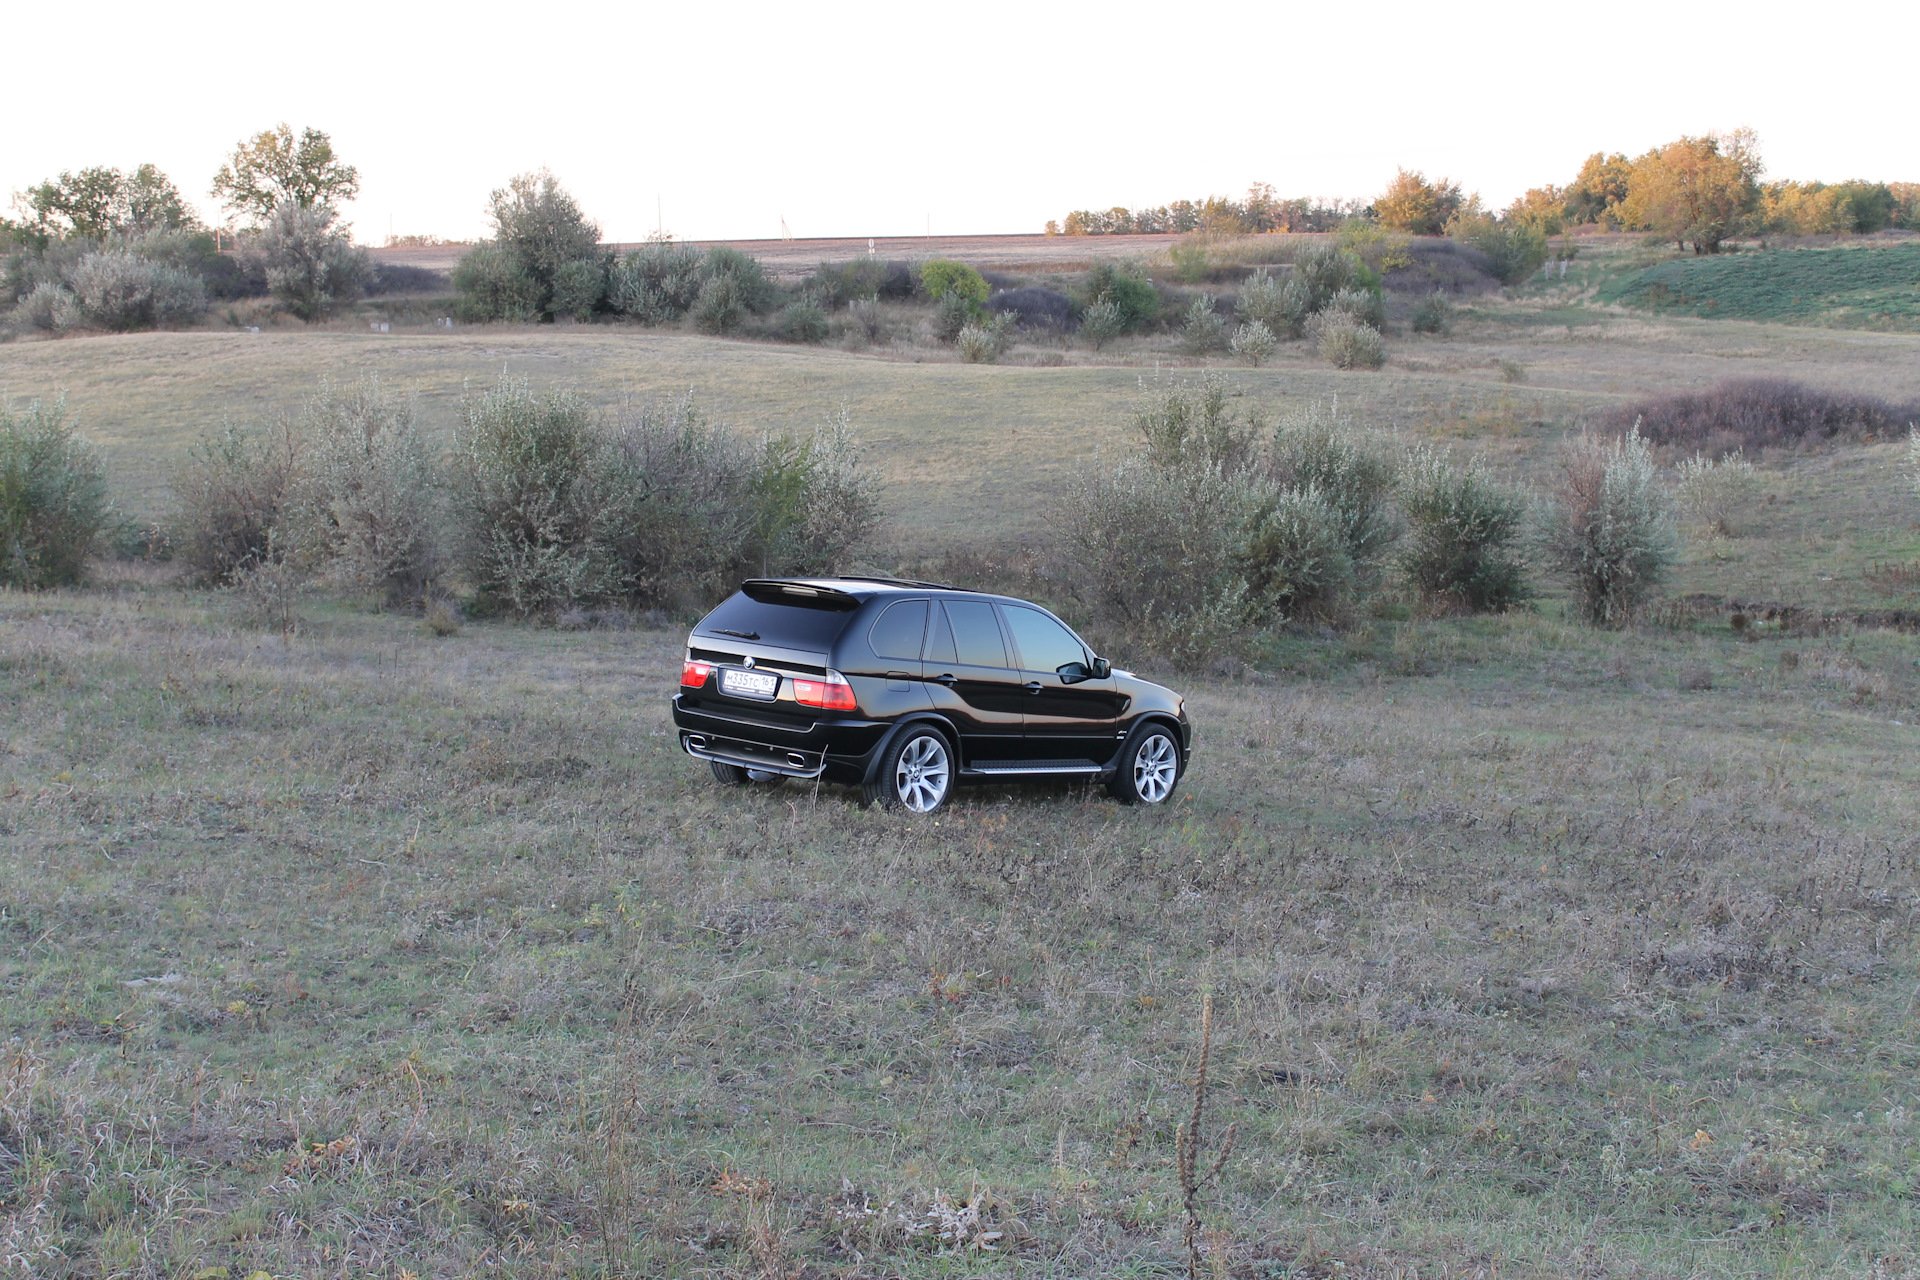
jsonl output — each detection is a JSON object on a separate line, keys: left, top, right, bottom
{"left": 5, "top": 276, "right": 1920, "bottom": 1278}
{"left": 4, "top": 317, "right": 1919, "bottom": 547}
{"left": 1594, "top": 242, "right": 1920, "bottom": 332}
{"left": 3, "top": 573, "right": 1918, "bottom": 1280}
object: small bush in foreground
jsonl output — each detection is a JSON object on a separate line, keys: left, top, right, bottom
{"left": 957, "top": 314, "right": 1015, "bottom": 363}
{"left": 1609, "top": 378, "right": 1918, "bottom": 456}
{"left": 1079, "top": 297, "right": 1124, "bottom": 350}
{"left": 1229, "top": 320, "right": 1276, "bottom": 365}
{"left": 455, "top": 377, "right": 606, "bottom": 615}
{"left": 1317, "top": 316, "right": 1385, "bottom": 369}
{"left": 0, "top": 398, "right": 111, "bottom": 589}
{"left": 293, "top": 380, "right": 442, "bottom": 603}
{"left": 1673, "top": 449, "right": 1765, "bottom": 537}
{"left": 1268, "top": 400, "right": 1400, "bottom": 579}
{"left": 1540, "top": 424, "right": 1676, "bottom": 625}
{"left": 1236, "top": 268, "right": 1309, "bottom": 339}
{"left": 170, "top": 420, "right": 303, "bottom": 585}
{"left": 1397, "top": 445, "right": 1529, "bottom": 612}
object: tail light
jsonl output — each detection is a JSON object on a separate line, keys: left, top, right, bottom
{"left": 680, "top": 659, "right": 713, "bottom": 688}
{"left": 792, "top": 669, "right": 856, "bottom": 712}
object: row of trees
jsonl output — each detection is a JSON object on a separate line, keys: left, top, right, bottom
{"left": 1049, "top": 186, "right": 1364, "bottom": 236}
{"left": 3, "top": 124, "right": 374, "bottom": 332}
{"left": 1052, "top": 132, "right": 1918, "bottom": 258}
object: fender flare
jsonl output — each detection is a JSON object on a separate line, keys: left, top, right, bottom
{"left": 859, "top": 714, "right": 963, "bottom": 788}
{"left": 1114, "top": 714, "right": 1190, "bottom": 777}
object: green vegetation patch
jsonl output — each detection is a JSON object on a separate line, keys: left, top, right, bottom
{"left": 1601, "top": 242, "right": 1920, "bottom": 329}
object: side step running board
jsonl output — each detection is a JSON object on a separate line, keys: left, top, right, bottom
{"left": 968, "top": 759, "right": 1103, "bottom": 776}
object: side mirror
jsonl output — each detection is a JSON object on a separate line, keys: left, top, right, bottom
{"left": 1092, "top": 656, "right": 1111, "bottom": 679}
{"left": 1056, "top": 661, "right": 1090, "bottom": 685}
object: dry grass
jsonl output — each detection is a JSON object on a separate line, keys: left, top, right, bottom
{"left": 2, "top": 574, "right": 1917, "bottom": 1279}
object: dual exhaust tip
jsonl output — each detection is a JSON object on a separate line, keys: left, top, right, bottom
{"left": 686, "top": 735, "right": 808, "bottom": 770}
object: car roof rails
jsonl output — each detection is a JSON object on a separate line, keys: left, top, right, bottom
{"left": 831, "top": 574, "right": 976, "bottom": 592}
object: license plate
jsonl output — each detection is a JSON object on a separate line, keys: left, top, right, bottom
{"left": 720, "top": 668, "right": 779, "bottom": 700}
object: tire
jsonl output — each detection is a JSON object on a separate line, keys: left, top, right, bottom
{"left": 1108, "top": 723, "right": 1182, "bottom": 805}
{"left": 862, "top": 726, "right": 954, "bottom": 813}
{"left": 710, "top": 758, "right": 749, "bottom": 786}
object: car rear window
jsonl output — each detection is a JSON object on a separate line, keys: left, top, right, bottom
{"left": 694, "top": 592, "right": 856, "bottom": 651}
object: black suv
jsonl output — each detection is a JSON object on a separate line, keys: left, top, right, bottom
{"left": 672, "top": 577, "right": 1192, "bottom": 812}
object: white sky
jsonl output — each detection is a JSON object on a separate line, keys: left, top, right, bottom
{"left": 7, "top": 1, "right": 1916, "bottom": 245}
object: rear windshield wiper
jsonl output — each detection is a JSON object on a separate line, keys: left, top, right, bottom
{"left": 712, "top": 628, "right": 760, "bottom": 640}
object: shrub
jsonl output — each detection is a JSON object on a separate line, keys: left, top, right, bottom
{"left": 1178, "top": 295, "right": 1227, "bottom": 353}
{"left": 933, "top": 290, "right": 975, "bottom": 344}
{"left": 1290, "top": 241, "right": 1360, "bottom": 311}
{"left": 1229, "top": 320, "right": 1276, "bottom": 365}
{"left": 1238, "top": 485, "right": 1354, "bottom": 622}
{"left": 170, "top": 420, "right": 304, "bottom": 585}
{"left": 292, "top": 380, "right": 442, "bottom": 603}
{"left": 1445, "top": 212, "right": 1547, "bottom": 285}
{"left": 741, "top": 408, "right": 884, "bottom": 578}
{"left": 549, "top": 257, "right": 608, "bottom": 322}
{"left": 956, "top": 313, "right": 1015, "bottom": 364}
{"left": 452, "top": 245, "right": 541, "bottom": 323}
{"left": 918, "top": 260, "right": 989, "bottom": 306}
{"left": 779, "top": 296, "right": 829, "bottom": 343}
{"left": 7, "top": 282, "right": 69, "bottom": 333}
{"left": 1236, "top": 269, "right": 1311, "bottom": 340}
{"left": 691, "top": 274, "right": 748, "bottom": 335}
{"left": 454, "top": 376, "right": 607, "bottom": 615}
{"left": 608, "top": 239, "right": 703, "bottom": 322}
{"left": 596, "top": 394, "right": 756, "bottom": 607}
{"left": 1673, "top": 449, "right": 1765, "bottom": 537}
{"left": 1909, "top": 426, "right": 1920, "bottom": 501}
{"left": 1317, "top": 317, "right": 1385, "bottom": 369}
{"left": 487, "top": 170, "right": 598, "bottom": 305}
{"left": 699, "top": 247, "right": 774, "bottom": 313}
{"left": 1606, "top": 378, "right": 1919, "bottom": 456}
{"left": 1267, "top": 400, "right": 1400, "bottom": 577}
{"left": 259, "top": 204, "right": 371, "bottom": 321}
{"left": 1055, "top": 450, "right": 1258, "bottom": 668}
{"left": 1080, "top": 261, "right": 1160, "bottom": 333}
{"left": 1540, "top": 424, "right": 1677, "bottom": 625}
{"left": 1410, "top": 293, "right": 1452, "bottom": 334}
{"left": 1135, "top": 370, "right": 1257, "bottom": 472}
{"left": 60, "top": 249, "right": 207, "bottom": 331}
{"left": 1320, "top": 286, "right": 1385, "bottom": 331}
{"left": 986, "top": 287, "right": 1071, "bottom": 330}
{"left": 1079, "top": 297, "right": 1124, "bottom": 350}
{"left": 1397, "top": 445, "right": 1529, "bottom": 612}
{"left": 0, "top": 398, "right": 111, "bottom": 589}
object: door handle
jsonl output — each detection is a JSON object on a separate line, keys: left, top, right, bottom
{"left": 934, "top": 673, "right": 958, "bottom": 686}
{"left": 1025, "top": 681, "right": 1043, "bottom": 695}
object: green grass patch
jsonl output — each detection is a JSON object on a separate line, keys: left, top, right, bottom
{"left": 1600, "top": 243, "right": 1920, "bottom": 330}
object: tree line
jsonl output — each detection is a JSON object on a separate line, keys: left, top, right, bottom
{"left": 1051, "top": 131, "right": 1920, "bottom": 256}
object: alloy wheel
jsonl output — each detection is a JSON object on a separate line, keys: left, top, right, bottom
{"left": 894, "top": 734, "right": 951, "bottom": 812}
{"left": 1132, "top": 733, "right": 1178, "bottom": 804}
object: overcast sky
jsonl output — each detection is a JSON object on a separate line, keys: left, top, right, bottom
{"left": 8, "top": 1, "right": 1915, "bottom": 245}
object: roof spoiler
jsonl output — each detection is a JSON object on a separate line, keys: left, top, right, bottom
{"left": 741, "top": 579, "right": 862, "bottom": 609}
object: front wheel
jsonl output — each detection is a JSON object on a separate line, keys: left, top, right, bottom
{"left": 1108, "top": 725, "right": 1181, "bottom": 805}
{"left": 864, "top": 727, "right": 953, "bottom": 813}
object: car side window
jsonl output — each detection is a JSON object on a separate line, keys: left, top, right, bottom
{"left": 923, "top": 601, "right": 958, "bottom": 664}
{"left": 1004, "top": 606, "right": 1087, "bottom": 673}
{"left": 942, "top": 600, "right": 1007, "bottom": 668}
{"left": 868, "top": 600, "right": 928, "bottom": 661}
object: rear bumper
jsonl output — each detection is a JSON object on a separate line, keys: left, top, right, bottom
{"left": 672, "top": 696, "right": 889, "bottom": 785}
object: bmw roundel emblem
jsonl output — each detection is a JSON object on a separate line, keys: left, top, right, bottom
{"left": 743, "top": 656, "right": 755, "bottom": 668}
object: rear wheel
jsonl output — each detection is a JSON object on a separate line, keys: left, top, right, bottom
{"left": 864, "top": 727, "right": 953, "bottom": 813}
{"left": 1108, "top": 724, "right": 1181, "bottom": 805}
